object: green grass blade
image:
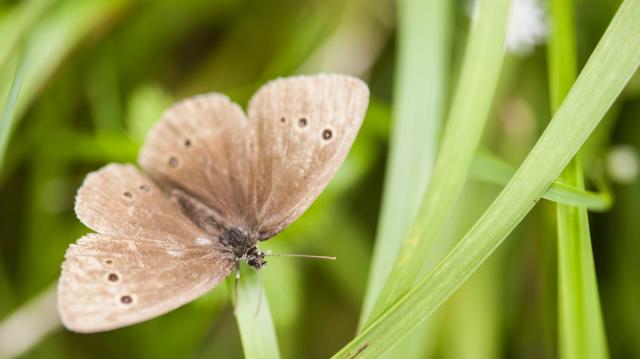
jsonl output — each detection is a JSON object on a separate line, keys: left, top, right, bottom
{"left": 14, "top": 0, "right": 131, "bottom": 129}
{"left": 332, "top": 1, "right": 640, "bottom": 356}
{"left": 0, "top": 0, "right": 55, "bottom": 73}
{"left": 364, "top": 0, "right": 511, "bottom": 325}
{"left": 359, "top": 0, "right": 450, "bottom": 327}
{"left": 0, "top": 49, "right": 26, "bottom": 171}
{"left": 234, "top": 265, "right": 281, "bottom": 359}
{"left": 0, "top": 0, "right": 131, "bottom": 170}
{"left": 471, "top": 150, "right": 612, "bottom": 211}
{"left": 549, "top": 0, "right": 609, "bottom": 357}
{"left": 557, "top": 161, "right": 609, "bottom": 359}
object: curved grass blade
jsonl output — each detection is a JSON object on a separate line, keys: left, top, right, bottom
{"left": 471, "top": 150, "right": 612, "bottom": 211}
{"left": 363, "top": 0, "right": 511, "bottom": 325}
{"left": 0, "top": 0, "right": 55, "bottom": 73}
{"left": 359, "top": 0, "right": 451, "bottom": 327}
{"left": 0, "top": 284, "right": 59, "bottom": 358}
{"left": 358, "top": 0, "right": 452, "bottom": 356}
{"left": 333, "top": 1, "right": 640, "bottom": 356}
{"left": 0, "top": 49, "right": 27, "bottom": 171}
{"left": 13, "top": 0, "right": 131, "bottom": 127}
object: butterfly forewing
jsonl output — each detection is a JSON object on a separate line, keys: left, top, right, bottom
{"left": 247, "top": 74, "right": 369, "bottom": 237}
{"left": 138, "top": 74, "right": 369, "bottom": 238}
{"left": 138, "top": 94, "right": 255, "bottom": 230}
{"left": 59, "top": 234, "right": 235, "bottom": 333}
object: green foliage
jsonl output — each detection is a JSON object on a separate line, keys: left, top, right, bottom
{"left": 234, "top": 265, "right": 281, "bottom": 359}
{"left": 0, "top": 0, "right": 639, "bottom": 358}
{"left": 335, "top": 0, "right": 640, "bottom": 356}
{"left": 549, "top": 0, "right": 608, "bottom": 357}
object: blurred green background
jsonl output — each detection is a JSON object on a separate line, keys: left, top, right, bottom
{"left": 0, "top": 0, "right": 638, "bottom": 358}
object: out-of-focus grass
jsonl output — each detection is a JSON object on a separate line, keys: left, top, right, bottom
{"left": 0, "top": 0, "right": 639, "bottom": 358}
{"left": 359, "top": 0, "right": 450, "bottom": 357}
{"left": 363, "top": 0, "right": 511, "bottom": 326}
{"left": 360, "top": 0, "right": 450, "bottom": 324}
{"left": 0, "top": 49, "right": 26, "bottom": 171}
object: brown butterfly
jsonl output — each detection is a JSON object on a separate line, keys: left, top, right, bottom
{"left": 57, "top": 73, "right": 370, "bottom": 333}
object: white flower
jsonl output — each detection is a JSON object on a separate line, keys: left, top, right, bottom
{"left": 607, "top": 145, "right": 639, "bottom": 184}
{"left": 468, "top": 0, "right": 548, "bottom": 55}
{"left": 505, "top": 0, "right": 548, "bottom": 55}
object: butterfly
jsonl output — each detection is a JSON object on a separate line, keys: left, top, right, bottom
{"left": 57, "top": 73, "right": 370, "bottom": 333}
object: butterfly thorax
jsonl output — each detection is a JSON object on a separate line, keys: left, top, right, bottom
{"left": 171, "top": 189, "right": 266, "bottom": 269}
{"left": 217, "top": 227, "right": 264, "bottom": 269}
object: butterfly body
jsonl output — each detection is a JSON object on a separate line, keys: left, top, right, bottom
{"left": 58, "top": 73, "right": 369, "bottom": 332}
{"left": 171, "top": 188, "right": 267, "bottom": 268}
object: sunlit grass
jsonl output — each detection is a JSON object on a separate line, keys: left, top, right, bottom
{"left": 549, "top": 0, "right": 608, "bottom": 357}
{"left": 335, "top": 0, "right": 640, "bottom": 356}
{"left": 0, "top": 0, "right": 638, "bottom": 358}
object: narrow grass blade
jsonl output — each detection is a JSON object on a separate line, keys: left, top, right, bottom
{"left": 234, "top": 265, "right": 281, "bottom": 359}
{"left": 0, "top": 284, "right": 59, "bottom": 359}
{"left": 549, "top": 0, "right": 609, "bottom": 357}
{"left": 14, "top": 0, "right": 131, "bottom": 128}
{"left": 332, "top": 1, "right": 640, "bottom": 356}
{"left": 0, "top": 0, "right": 131, "bottom": 170}
{"left": 364, "top": 0, "right": 511, "bottom": 325}
{"left": 556, "top": 161, "right": 609, "bottom": 359}
{"left": 359, "top": 0, "right": 450, "bottom": 326}
{"left": 0, "top": 0, "right": 55, "bottom": 73}
{"left": 0, "top": 49, "right": 26, "bottom": 171}
{"left": 471, "top": 150, "right": 612, "bottom": 211}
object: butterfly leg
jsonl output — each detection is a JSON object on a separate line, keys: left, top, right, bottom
{"left": 254, "top": 270, "right": 263, "bottom": 318}
{"left": 233, "top": 261, "right": 240, "bottom": 306}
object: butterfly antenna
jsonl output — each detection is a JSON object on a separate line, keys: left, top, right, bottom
{"left": 263, "top": 253, "right": 336, "bottom": 261}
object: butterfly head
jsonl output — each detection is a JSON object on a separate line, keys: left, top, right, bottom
{"left": 243, "top": 246, "right": 266, "bottom": 269}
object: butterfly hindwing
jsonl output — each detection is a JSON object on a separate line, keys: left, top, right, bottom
{"left": 58, "top": 233, "right": 235, "bottom": 333}
{"left": 74, "top": 163, "right": 206, "bottom": 243}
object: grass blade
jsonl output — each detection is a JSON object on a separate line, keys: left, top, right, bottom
{"left": 359, "top": 0, "right": 451, "bottom": 326}
{"left": 556, "top": 160, "right": 609, "bottom": 359}
{"left": 0, "top": 0, "right": 55, "bottom": 73}
{"left": 0, "top": 0, "right": 131, "bottom": 170}
{"left": 471, "top": 150, "right": 612, "bottom": 211}
{"left": 234, "top": 265, "right": 281, "bottom": 359}
{"left": 358, "top": 0, "right": 452, "bottom": 355}
{"left": 364, "top": 0, "right": 511, "bottom": 325}
{"left": 333, "top": 1, "right": 640, "bottom": 356}
{"left": 0, "top": 49, "right": 26, "bottom": 171}
{"left": 0, "top": 285, "right": 59, "bottom": 358}
{"left": 549, "top": 0, "right": 609, "bottom": 357}
{"left": 13, "top": 0, "right": 131, "bottom": 133}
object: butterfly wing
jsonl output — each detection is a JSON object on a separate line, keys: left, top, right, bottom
{"left": 58, "top": 233, "right": 235, "bottom": 333}
{"left": 137, "top": 74, "right": 369, "bottom": 239}
{"left": 247, "top": 74, "right": 369, "bottom": 237}
{"left": 138, "top": 94, "right": 254, "bottom": 230}
{"left": 64, "top": 163, "right": 235, "bottom": 332}
{"left": 75, "top": 163, "right": 207, "bottom": 242}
